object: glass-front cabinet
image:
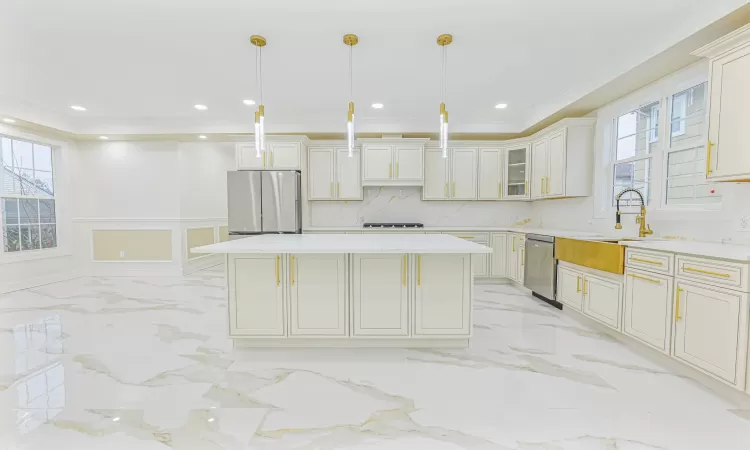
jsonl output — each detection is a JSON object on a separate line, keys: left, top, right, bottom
{"left": 504, "top": 144, "right": 530, "bottom": 199}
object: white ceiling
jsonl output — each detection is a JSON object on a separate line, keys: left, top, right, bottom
{"left": 0, "top": 0, "right": 747, "bottom": 135}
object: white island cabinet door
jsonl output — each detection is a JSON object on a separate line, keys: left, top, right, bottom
{"left": 623, "top": 269, "right": 673, "bottom": 353}
{"left": 308, "top": 148, "right": 335, "bottom": 200}
{"left": 269, "top": 142, "right": 301, "bottom": 169}
{"left": 352, "top": 254, "right": 409, "bottom": 336}
{"left": 673, "top": 280, "right": 746, "bottom": 385}
{"left": 362, "top": 145, "right": 393, "bottom": 182}
{"left": 451, "top": 148, "right": 478, "bottom": 200}
{"left": 423, "top": 149, "right": 449, "bottom": 199}
{"left": 489, "top": 232, "right": 507, "bottom": 278}
{"left": 414, "top": 254, "right": 471, "bottom": 335}
{"left": 229, "top": 254, "right": 285, "bottom": 336}
{"left": 394, "top": 145, "right": 423, "bottom": 181}
{"left": 289, "top": 254, "right": 347, "bottom": 336}
{"left": 582, "top": 274, "right": 622, "bottom": 330}
{"left": 478, "top": 148, "right": 503, "bottom": 200}
{"left": 336, "top": 148, "right": 363, "bottom": 200}
{"left": 557, "top": 267, "right": 583, "bottom": 311}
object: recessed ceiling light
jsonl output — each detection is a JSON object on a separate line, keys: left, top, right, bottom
{"left": 371, "top": 103, "right": 384, "bottom": 109}
{"left": 208, "top": 418, "right": 215, "bottom": 423}
{"left": 99, "top": 136, "right": 109, "bottom": 140}
{"left": 243, "top": 99, "right": 256, "bottom": 106}
{"left": 194, "top": 104, "right": 208, "bottom": 111}
{"left": 112, "top": 417, "right": 120, "bottom": 422}
{"left": 70, "top": 105, "right": 87, "bottom": 111}
{"left": 494, "top": 103, "right": 508, "bottom": 109}
{"left": 198, "top": 135, "right": 207, "bottom": 139}
{"left": 2, "top": 118, "right": 16, "bottom": 123}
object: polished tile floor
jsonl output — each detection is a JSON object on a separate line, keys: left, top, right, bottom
{"left": 2, "top": 266, "right": 750, "bottom": 449}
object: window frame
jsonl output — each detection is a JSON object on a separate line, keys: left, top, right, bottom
{"left": 1, "top": 131, "right": 64, "bottom": 260}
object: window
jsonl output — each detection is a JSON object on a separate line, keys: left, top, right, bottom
{"left": 1, "top": 136, "right": 57, "bottom": 253}
{"left": 613, "top": 102, "right": 659, "bottom": 206}
{"left": 665, "top": 83, "right": 720, "bottom": 207}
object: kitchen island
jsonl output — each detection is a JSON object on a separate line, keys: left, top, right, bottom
{"left": 193, "top": 234, "right": 492, "bottom": 348}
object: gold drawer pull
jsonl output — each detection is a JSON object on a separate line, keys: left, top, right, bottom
{"left": 456, "top": 236, "right": 475, "bottom": 239}
{"left": 683, "top": 266, "right": 730, "bottom": 278}
{"left": 675, "top": 287, "right": 683, "bottom": 321}
{"left": 631, "top": 257, "right": 662, "bottom": 265}
{"left": 576, "top": 276, "right": 581, "bottom": 293}
{"left": 583, "top": 279, "right": 588, "bottom": 295}
{"left": 498, "top": 182, "right": 502, "bottom": 198}
{"left": 290, "top": 256, "right": 295, "bottom": 286}
{"left": 707, "top": 140, "right": 713, "bottom": 175}
{"left": 402, "top": 255, "right": 407, "bottom": 286}
{"left": 630, "top": 273, "right": 661, "bottom": 284}
{"left": 417, "top": 255, "right": 422, "bottom": 286}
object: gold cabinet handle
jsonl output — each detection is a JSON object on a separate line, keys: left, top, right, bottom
{"left": 631, "top": 257, "right": 662, "bottom": 266}
{"left": 583, "top": 279, "right": 588, "bottom": 296}
{"left": 546, "top": 176, "right": 550, "bottom": 194}
{"left": 337, "top": 182, "right": 340, "bottom": 198}
{"left": 452, "top": 181, "right": 456, "bottom": 197}
{"left": 290, "top": 256, "right": 295, "bottom": 286}
{"left": 707, "top": 140, "right": 713, "bottom": 175}
{"left": 456, "top": 236, "right": 475, "bottom": 239}
{"left": 263, "top": 152, "right": 267, "bottom": 168}
{"left": 388, "top": 163, "right": 392, "bottom": 178}
{"left": 524, "top": 180, "right": 528, "bottom": 195}
{"left": 512, "top": 236, "right": 516, "bottom": 252}
{"left": 521, "top": 248, "right": 525, "bottom": 266}
{"left": 417, "top": 255, "right": 422, "bottom": 286}
{"left": 683, "top": 266, "right": 730, "bottom": 278}
{"left": 276, "top": 255, "right": 280, "bottom": 286}
{"left": 630, "top": 273, "right": 661, "bottom": 284}
{"left": 540, "top": 177, "right": 544, "bottom": 194}
{"left": 396, "top": 161, "right": 399, "bottom": 178}
{"left": 576, "top": 276, "right": 581, "bottom": 293}
{"left": 402, "top": 255, "right": 407, "bottom": 286}
{"left": 675, "top": 287, "right": 683, "bottom": 321}
{"left": 498, "top": 181, "right": 502, "bottom": 198}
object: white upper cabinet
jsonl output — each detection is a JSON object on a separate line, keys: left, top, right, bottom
{"left": 269, "top": 142, "right": 301, "bottom": 169}
{"left": 336, "top": 149, "right": 363, "bottom": 200}
{"left": 308, "top": 147, "right": 363, "bottom": 201}
{"left": 546, "top": 129, "right": 566, "bottom": 196}
{"left": 478, "top": 148, "right": 503, "bottom": 200}
{"left": 394, "top": 145, "right": 423, "bottom": 181}
{"left": 361, "top": 139, "right": 428, "bottom": 186}
{"left": 423, "top": 149, "right": 450, "bottom": 200}
{"left": 693, "top": 25, "right": 750, "bottom": 182}
{"left": 450, "top": 148, "right": 478, "bottom": 200}
{"left": 504, "top": 145, "right": 530, "bottom": 199}
{"left": 531, "top": 137, "right": 548, "bottom": 199}
{"left": 237, "top": 144, "right": 266, "bottom": 170}
{"left": 308, "top": 148, "right": 335, "bottom": 200}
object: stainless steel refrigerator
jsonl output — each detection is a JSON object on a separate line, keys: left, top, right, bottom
{"left": 227, "top": 170, "right": 301, "bottom": 237}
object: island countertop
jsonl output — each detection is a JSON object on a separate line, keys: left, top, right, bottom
{"left": 193, "top": 233, "right": 493, "bottom": 254}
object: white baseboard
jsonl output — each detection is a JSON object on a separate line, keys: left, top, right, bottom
{"left": 0, "top": 270, "right": 81, "bottom": 294}
{"left": 183, "top": 254, "right": 223, "bottom": 275}
{"left": 86, "top": 263, "right": 183, "bottom": 277}
{"left": 234, "top": 338, "right": 469, "bottom": 348}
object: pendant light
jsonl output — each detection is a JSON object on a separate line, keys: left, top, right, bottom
{"left": 250, "top": 35, "right": 267, "bottom": 157}
{"left": 438, "top": 34, "right": 452, "bottom": 158}
{"left": 344, "top": 34, "right": 358, "bottom": 157}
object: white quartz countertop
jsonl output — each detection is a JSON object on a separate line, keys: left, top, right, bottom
{"left": 620, "top": 240, "right": 750, "bottom": 262}
{"left": 193, "top": 234, "right": 493, "bottom": 254}
{"left": 304, "top": 226, "right": 603, "bottom": 238}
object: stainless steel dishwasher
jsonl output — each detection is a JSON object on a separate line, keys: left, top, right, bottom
{"left": 523, "top": 234, "right": 561, "bottom": 309}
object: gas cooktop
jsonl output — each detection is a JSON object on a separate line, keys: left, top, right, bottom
{"left": 363, "top": 223, "right": 424, "bottom": 228}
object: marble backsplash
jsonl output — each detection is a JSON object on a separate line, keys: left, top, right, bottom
{"left": 309, "top": 187, "right": 533, "bottom": 227}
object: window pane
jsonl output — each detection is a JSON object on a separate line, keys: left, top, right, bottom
{"left": 33, "top": 144, "right": 53, "bottom": 172}
{"left": 670, "top": 83, "right": 707, "bottom": 147}
{"left": 616, "top": 102, "right": 660, "bottom": 160}
{"left": 613, "top": 159, "right": 651, "bottom": 206}
{"left": 27, "top": 171, "right": 54, "bottom": 196}
{"left": 2, "top": 198, "right": 19, "bottom": 224}
{"left": 20, "top": 225, "right": 41, "bottom": 251}
{"left": 666, "top": 145, "right": 721, "bottom": 206}
{"left": 12, "top": 140, "right": 34, "bottom": 170}
{"left": 1, "top": 137, "right": 12, "bottom": 168}
{"left": 39, "top": 200, "right": 56, "bottom": 223}
{"left": 19, "top": 199, "right": 39, "bottom": 224}
{"left": 3, "top": 225, "right": 20, "bottom": 252}
{"left": 40, "top": 224, "right": 57, "bottom": 249}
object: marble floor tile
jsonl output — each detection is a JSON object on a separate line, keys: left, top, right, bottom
{"left": 1, "top": 268, "right": 750, "bottom": 449}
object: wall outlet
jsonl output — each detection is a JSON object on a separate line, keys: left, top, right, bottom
{"left": 119, "top": 250, "right": 125, "bottom": 258}
{"left": 739, "top": 217, "right": 750, "bottom": 232}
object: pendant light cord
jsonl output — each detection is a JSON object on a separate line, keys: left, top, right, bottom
{"left": 349, "top": 44, "right": 353, "bottom": 103}
{"left": 256, "top": 45, "right": 263, "bottom": 105}
{"left": 442, "top": 45, "right": 447, "bottom": 105}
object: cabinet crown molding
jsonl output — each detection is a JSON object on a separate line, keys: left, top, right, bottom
{"left": 692, "top": 24, "right": 750, "bottom": 59}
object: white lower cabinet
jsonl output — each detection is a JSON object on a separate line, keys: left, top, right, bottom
{"left": 229, "top": 254, "right": 285, "bottom": 336}
{"left": 446, "top": 233, "right": 488, "bottom": 277}
{"left": 489, "top": 233, "right": 507, "bottom": 278}
{"left": 583, "top": 274, "right": 622, "bottom": 330}
{"left": 672, "top": 280, "right": 748, "bottom": 385}
{"left": 352, "top": 254, "right": 409, "bottom": 336}
{"left": 557, "top": 267, "right": 583, "bottom": 310}
{"left": 414, "top": 254, "right": 472, "bottom": 335}
{"left": 623, "top": 269, "right": 673, "bottom": 353}
{"left": 289, "top": 254, "right": 347, "bottom": 336}
{"left": 508, "top": 234, "right": 522, "bottom": 283}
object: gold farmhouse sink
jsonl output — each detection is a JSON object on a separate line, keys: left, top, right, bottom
{"left": 555, "top": 237, "right": 626, "bottom": 275}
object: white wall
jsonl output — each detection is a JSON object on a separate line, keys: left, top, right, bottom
{"left": 531, "top": 62, "right": 750, "bottom": 244}
{"left": 310, "top": 186, "right": 533, "bottom": 227}
{"left": 0, "top": 124, "right": 77, "bottom": 293}
{"left": 177, "top": 142, "right": 234, "bottom": 219}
